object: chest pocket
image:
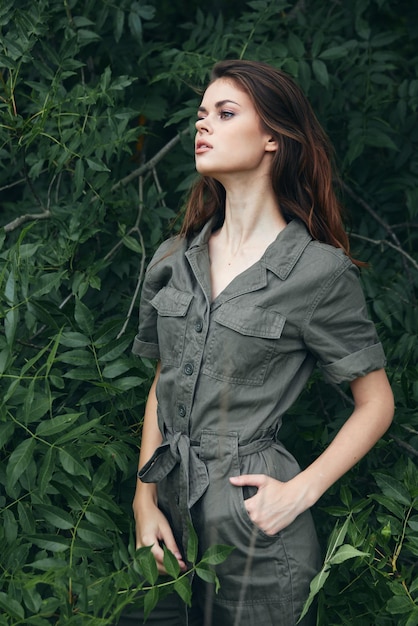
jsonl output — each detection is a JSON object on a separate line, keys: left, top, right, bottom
{"left": 150, "top": 286, "right": 193, "bottom": 367}
{"left": 203, "top": 303, "right": 286, "bottom": 385}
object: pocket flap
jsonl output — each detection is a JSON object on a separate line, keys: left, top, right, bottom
{"left": 150, "top": 287, "right": 193, "bottom": 317}
{"left": 214, "top": 303, "right": 285, "bottom": 339}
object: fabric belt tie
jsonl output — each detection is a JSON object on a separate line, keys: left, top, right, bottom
{"left": 138, "top": 428, "right": 275, "bottom": 509}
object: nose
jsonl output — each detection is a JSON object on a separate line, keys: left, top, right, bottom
{"left": 195, "top": 116, "right": 211, "bottom": 133}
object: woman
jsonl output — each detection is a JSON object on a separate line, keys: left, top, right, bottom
{"left": 132, "top": 60, "right": 394, "bottom": 625}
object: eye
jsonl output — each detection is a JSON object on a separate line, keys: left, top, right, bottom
{"left": 220, "top": 110, "right": 234, "bottom": 119}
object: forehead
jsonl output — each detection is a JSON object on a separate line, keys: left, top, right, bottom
{"left": 200, "top": 77, "right": 251, "bottom": 106}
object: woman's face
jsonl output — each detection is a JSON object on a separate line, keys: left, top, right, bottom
{"left": 195, "top": 78, "right": 276, "bottom": 182}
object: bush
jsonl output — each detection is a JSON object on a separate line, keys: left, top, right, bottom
{"left": 1, "top": 0, "right": 417, "bottom": 623}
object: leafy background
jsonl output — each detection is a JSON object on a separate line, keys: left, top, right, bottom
{"left": 0, "top": 0, "right": 417, "bottom": 624}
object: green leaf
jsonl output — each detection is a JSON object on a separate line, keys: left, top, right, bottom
{"left": 0, "top": 592, "right": 25, "bottom": 619}
{"left": 18, "top": 501, "right": 36, "bottom": 534}
{"left": 102, "top": 359, "right": 131, "bottom": 378}
{"left": 128, "top": 11, "right": 142, "bottom": 40}
{"left": 364, "top": 129, "right": 398, "bottom": 151}
{"left": 29, "top": 534, "right": 70, "bottom": 552}
{"left": 328, "top": 544, "right": 369, "bottom": 565}
{"left": 0, "top": 420, "right": 15, "bottom": 448}
{"left": 38, "top": 447, "right": 57, "bottom": 496}
{"left": 59, "top": 332, "right": 91, "bottom": 348}
{"left": 288, "top": 33, "right": 305, "bottom": 58}
{"left": 22, "top": 586, "right": 43, "bottom": 614}
{"left": 74, "top": 297, "right": 95, "bottom": 335}
{"left": 63, "top": 366, "right": 99, "bottom": 380}
{"left": 3, "top": 509, "right": 18, "bottom": 543}
{"left": 405, "top": 608, "right": 418, "bottom": 626}
{"left": 174, "top": 576, "right": 192, "bottom": 605}
{"left": 56, "top": 349, "right": 94, "bottom": 366}
{"left": 111, "top": 376, "right": 145, "bottom": 391}
{"left": 319, "top": 46, "right": 349, "bottom": 60}
{"left": 86, "top": 156, "right": 110, "bottom": 172}
{"left": 324, "top": 517, "right": 350, "bottom": 561}
{"left": 58, "top": 447, "right": 90, "bottom": 478}
{"left": 84, "top": 506, "right": 119, "bottom": 531}
{"left": 374, "top": 472, "right": 411, "bottom": 506}
{"left": 187, "top": 521, "right": 198, "bottom": 564}
{"left": 74, "top": 158, "right": 85, "bottom": 195}
{"left": 76, "top": 524, "right": 113, "bottom": 548}
{"left": 122, "top": 234, "right": 143, "bottom": 254}
{"left": 4, "top": 269, "right": 16, "bottom": 304}
{"left": 163, "top": 545, "right": 181, "bottom": 579}
{"left": 371, "top": 493, "right": 405, "bottom": 518}
{"left": 36, "top": 505, "right": 74, "bottom": 530}
{"left": 30, "top": 272, "right": 66, "bottom": 298}
{"left": 312, "top": 59, "right": 329, "bottom": 87}
{"left": 97, "top": 336, "right": 132, "bottom": 361}
{"left": 137, "top": 5, "right": 155, "bottom": 20}
{"left": 297, "top": 567, "right": 331, "bottom": 623}
{"left": 143, "top": 586, "right": 159, "bottom": 621}
{"left": 196, "top": 562, "right": 217, "bottom": 584}
{"left": 114, "top": 9, "right": 125, "bottom": 42}
{"left": 201, "top": 544, "right": 234, "bottom": 565}
{"left": 36, "top": 412, "right": 83, "bottom": 437}
{"left": 136, "top": 547, "right": 158, "bottom": 585}
{"left": 386, "top": 595, "right": 415, "bottom": 615}
{"left": 6, "top": 438, "right": 36, "bottom": 489}
{"left": 5, "top": 307, "right": 19, "bottom": 346}
{"left": 55, "top": 417, "right": 101, "bottom": 445}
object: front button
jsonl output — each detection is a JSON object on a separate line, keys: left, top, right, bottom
{"left": 194, "top": 321, "right": 203, "bottom": 333}
{"left": 178, "top": 404, "right": 186, "bottom": 417}
{"left": 183, "top": 363, "right": 194, "bottom": 376}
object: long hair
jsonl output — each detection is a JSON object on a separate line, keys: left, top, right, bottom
{"left": 180, "top": 59, "right": 359, "bottom": 263}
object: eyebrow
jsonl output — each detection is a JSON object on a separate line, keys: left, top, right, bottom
{"left": 197, "top": 99, "right": 241, "bottom": 113}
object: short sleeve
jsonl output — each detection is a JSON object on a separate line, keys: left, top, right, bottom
{"left": 131, "top": 239, "right": 175, "bottom": 359}
{"left": 303, "top": 264, "right": 386, "bottom": 384}
{"left": 132, "top": 270, "right": 160, "bottom": 358}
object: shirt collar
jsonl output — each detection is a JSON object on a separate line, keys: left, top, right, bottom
{"left": 262, "top": 219, "right": 312, "bottom": 280}
{"left": 187, "top": 217, "right": 312, "bottom": 281}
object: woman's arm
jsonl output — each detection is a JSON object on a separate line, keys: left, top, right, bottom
{"left": 230, "top": 368, "right": 394, "bottom": 535}
{"left": 133, "top": 362, "right": 186, "bottom": 572}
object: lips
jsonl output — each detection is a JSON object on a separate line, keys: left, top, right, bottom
{"left": 195, "top": 140, "right": 213, "bottom": 154}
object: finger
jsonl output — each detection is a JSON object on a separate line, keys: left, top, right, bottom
{"left": 158, "top": 523, "right": 187, "bottom": 570}
{"left": 229, "top": 474, "right": 266, "bottom": 487}
{"left": 161, "top": 542, "right": 187, "bottom": 571}
{"left": 150, "top": 542, "right": 166, "bottom": 570}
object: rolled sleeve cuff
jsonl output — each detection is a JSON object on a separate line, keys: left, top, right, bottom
{"left": 320, "top": 343, "right": 387, "bottom": 384}
{"left": 132, "top": 336, "right": 160, "bottom": 359}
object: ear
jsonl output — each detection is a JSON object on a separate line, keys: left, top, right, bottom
{"left": 265, "top": 136, "right": 278, "bottom": 152}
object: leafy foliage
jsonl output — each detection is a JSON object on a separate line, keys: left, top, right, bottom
{"left": 1, "top": 0, "right": 417, "bottom": 623}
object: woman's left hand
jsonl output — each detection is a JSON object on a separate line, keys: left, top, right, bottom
{"left": 229, "top": 473, "right": 311, "bottom": 535}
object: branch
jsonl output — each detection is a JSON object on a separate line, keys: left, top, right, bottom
{"left": 117, "top": 176, "right": 147, "bottom": 339}
{"left": 391, "top": 435, "right": 418, "bottom": 459}
{"left": 3, "top": 210, "right": 51, "bottom": 233}
{"left": 111, "top": 128, "right": 189, "bottom": 192}
{"left": 116, "top": 227, "right": 146, "bottom": 340}
{"left": 342, "top": 181, "right": 403, "bottom": 248}
{"left": 342, "top": 181, "right": 416, "bottom": 291}
{"left": 350, "top": 233, "right": 418, "bottom": 272}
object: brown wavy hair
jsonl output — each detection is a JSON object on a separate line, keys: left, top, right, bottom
{"left": 180, "top": 59, "right": 359, "bottom": 264}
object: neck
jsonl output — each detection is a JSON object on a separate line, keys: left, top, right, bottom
{"left": 218, "top": 178, "right": 287, "bottom": 250}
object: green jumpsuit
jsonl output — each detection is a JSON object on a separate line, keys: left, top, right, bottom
{"left": 132, "top": 218, "right": 386, "bottom": 625}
